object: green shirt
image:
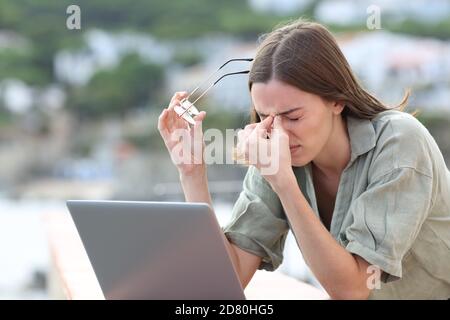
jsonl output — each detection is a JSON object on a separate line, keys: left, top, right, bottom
{"left": 223, "top": 110, "right": 450, "bottom": 299}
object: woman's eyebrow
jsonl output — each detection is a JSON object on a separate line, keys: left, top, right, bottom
{"left": 257, "top": 107, "right": 303, "bottom": 117}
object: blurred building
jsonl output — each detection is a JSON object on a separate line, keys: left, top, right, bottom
{"left": 316, "top": 0, "right": 450, "bottom": 25}
{"left": 339, "top": 31, "right": 450, "bottom": 110}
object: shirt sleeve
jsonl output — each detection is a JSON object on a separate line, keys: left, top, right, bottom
{"left": 222, "top": 165, "right": 290, "bottom": 271}
{"left": 342, "top": 166, "right": 433, "bottom": 282}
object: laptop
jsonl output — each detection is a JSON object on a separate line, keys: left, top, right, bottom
{"left": 66, "top": 200, "right": 246, "bottom": 300}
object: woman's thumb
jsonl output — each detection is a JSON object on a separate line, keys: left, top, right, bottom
{"left": 193, "top": 111, "right": 206, "bottom": 122}
{"left": 192, "top": 111, "right": 206, "bottom": 136}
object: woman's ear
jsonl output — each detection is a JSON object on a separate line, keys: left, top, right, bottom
{"left": 331, "top": 101, "right": 345, "bottom": 115}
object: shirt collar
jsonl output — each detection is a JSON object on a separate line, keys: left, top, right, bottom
{"left": 345, "top": 115, "right": 376, "bottom": 161}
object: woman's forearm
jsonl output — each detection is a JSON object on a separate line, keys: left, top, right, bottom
{"left": 179, "top": 167, "right": 213, "bottom": 206}
{"left": 271, "top": 173, "right": 372, "bottom": 299}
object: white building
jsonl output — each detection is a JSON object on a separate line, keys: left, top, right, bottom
{"left": 316, "top": 0, "right": 450, "bottom": 26}
{"left": 339, "top": 31, "right": 450, "bottom": 110}
{"left": 249, "top": 0, "right": 313, "bottom": 15}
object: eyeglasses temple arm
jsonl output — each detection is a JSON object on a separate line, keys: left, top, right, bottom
{"left": 182, "top": 58, "right": 253, "bottom": 102}
{"left": 189, "top": 70, "right": 250, "bottom": 106}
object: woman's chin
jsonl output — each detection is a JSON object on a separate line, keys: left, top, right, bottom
{"left": 291, "top": 151, "right": 312, "bottom": 167}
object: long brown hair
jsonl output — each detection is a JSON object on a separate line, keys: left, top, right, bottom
{"left": 248, "top": 18, "right": 410, "bottom": 123}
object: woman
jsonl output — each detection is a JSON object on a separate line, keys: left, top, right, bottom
{"left": 158, "top": 19, "right": 450, "bottom": 299}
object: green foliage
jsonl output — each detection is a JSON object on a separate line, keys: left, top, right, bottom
{"left": 0, "top": 0, "right": 298, "bottom": 93}
{"left": 217, "top": 9, "right": 291, "bottom": 39}
{"left": 2, "top": 0, "right": 449, "bottom": 123}
{"left": 416, "top": 112, "right": 450, "bottom": 129}
{"left": 172, "top": 49, "right": 203, "bottom": 67}
{"left": 201, "top": 104, "right": 250, "bottom": 131}
{"left": 67, "top": 53, "right": 165, "bottom": 118}
{"left": 0, "top": 0, "right": 22, "bottom": 29}
{"left": 0, "top": 108, "right": 13, "bottom": 127}
{"left": 3, "top": 0, "right": 293, "bottom": 40}
{"left": 387, "top": 19, "right": 450, "bottom": 40}
{"left": 0, "top": 49, "right": 50, "bottom": 85}
{"left": 0, "top": 0, "right": 83, "bottom": 84}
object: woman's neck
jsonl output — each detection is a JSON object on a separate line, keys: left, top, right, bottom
{"left": 312, "top": 115, "right": 351, "bottom": 178}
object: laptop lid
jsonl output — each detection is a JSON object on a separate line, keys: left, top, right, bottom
{"left": 66, "top": 200, "right": 245, "bottom": 300}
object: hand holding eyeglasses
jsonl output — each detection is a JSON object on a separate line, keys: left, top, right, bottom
{"left": 158, "top": 58, "right": 252, "bottom": 176}
{"left": 173, "top": 58, "right": 253, "bottom": 125}
{"left": 158, "top": 91, "right": 207, "bottom": 176}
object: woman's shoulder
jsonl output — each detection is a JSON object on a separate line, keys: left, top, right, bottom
{"left": 368, "top": 110, "right": 438, "bottom": 178}
{"left": 371, "top": 109, "right": 429, "bottom": 140}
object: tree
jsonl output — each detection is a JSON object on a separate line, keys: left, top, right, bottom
{"left": 68, "top": 53, "right": 164, "bottom": 118}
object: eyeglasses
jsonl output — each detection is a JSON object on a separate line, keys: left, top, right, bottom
{"left": 174, "top": 58, "right": 253, "bottom": 125}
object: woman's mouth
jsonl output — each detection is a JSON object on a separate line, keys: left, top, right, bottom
{"left": 289, "top": 144, "right": 301, "bottom": 151}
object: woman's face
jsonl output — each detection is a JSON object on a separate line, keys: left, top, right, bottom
{"left": 251, "top": 79, "right": 342, "bottom": 167}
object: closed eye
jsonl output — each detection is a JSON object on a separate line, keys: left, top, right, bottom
{"left": 285, "top": 111, "right": 304, "bottom": 121}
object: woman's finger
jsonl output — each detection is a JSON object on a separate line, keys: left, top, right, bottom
{"left": 237, "top": 129, "right": 251, "bottom": 156}
{"left": 168, "top": 99, "right": 181, "bottom": 110}
{"left": 157, "top": 108, "right": 168, "bottom": 131}
{"left": 240, "top": 126, "right": 255, "bottom": 145}
{"left": 273, "top": 115, "right": 282, "bottom": 127}
{"left": 271, "top": 115, "right": 287, "bottom": 137}
{"left": 158, "top": 108, "right": 171, "bottom": 141}
{"left": 256, "top": 115, "right": 274, "bottom": 130}
{"left": 170, "top": 91, "right": 188, "bottom": 105}
{"left": 252, "top": 115, "right": 273, "bottom": 139}
{"left": 244, "top": 123, "right": 257, "bottom": 130}
{"left": 192, "top": 111, "right": 206, "bottom": 138}
{"left": 162, "top": 106, "right": 184, "bottom": 132}
{"left": 193, "top": 110, "right": 206, "bottom": 122}
{"left": 236, "top": 129, "right": 248, "bottom": 150}
{"left": 243, "top": 123, "right": 257, "bottom": 137}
